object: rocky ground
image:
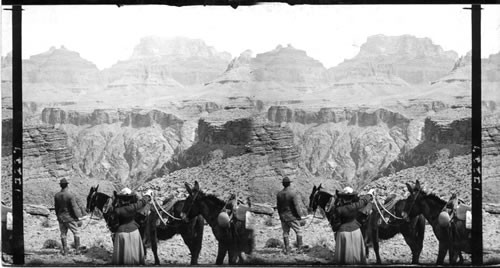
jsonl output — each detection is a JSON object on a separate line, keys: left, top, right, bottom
{"left": 2, "top": 203, "right": 500, "bottom": 266}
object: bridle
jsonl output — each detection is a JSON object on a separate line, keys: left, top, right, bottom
{"left": 181, "top": 190, "right": 201, "bottom": 220}
{"left": 404, "top": 189, "right": 421, "bottom": 219}
{"left": 88, "top": 190, "right": 98, "bottom": 212}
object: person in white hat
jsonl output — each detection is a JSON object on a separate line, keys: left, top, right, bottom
{"left": 112, "top": 188, "right": 153, "bottom": 265}
{"left": 333, "top": 186, "right": 374, "bottom": 264}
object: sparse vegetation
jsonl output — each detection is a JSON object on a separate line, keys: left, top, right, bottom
{"left": 264, "top": 216, "right": 275, "bottom": 227}
{"left": 27, "top": 258, "right": 45, "bottom": 265}
{"left": 41, "top": 218, "right": 51, "bottom": 228}
{"left": 264, "top": 238, "right": 283, "bottom": 248}
{"left": 312, "top": 236, "right": 334, "bottom": 250}
{"left": 42, "top": 239, "right": 61, "bottom": 249}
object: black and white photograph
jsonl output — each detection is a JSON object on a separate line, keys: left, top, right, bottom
{"left": 1, "top": 2, "right": 500, "bottom": 266}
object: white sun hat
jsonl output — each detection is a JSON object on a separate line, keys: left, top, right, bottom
{"left": 120, "top": 187, "right": 132, "bottom": 195}
{"left": 342, "top": 187, "right": 354, "bottom": 194}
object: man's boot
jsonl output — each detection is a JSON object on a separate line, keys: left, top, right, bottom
{"left": 283, "top": 237, "right": 290, "bottom": 255}
{"left": 74, "top": 236, "right": 81, "bottom": 255}
{"left": 60, "top": 237, "right": 68, "bottom": 255}
{"left": 297, "top": 235, "right": 303, "bottom": 250}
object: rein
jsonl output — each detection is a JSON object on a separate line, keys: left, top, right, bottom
{"left": 82, "top": 191, "right": 108, "bottom": 230}
{"left": 306, "top": 190, "right": 331, "bottom": 229}
{"left": 371, "top": 193, "right": 404, "bottom": 223}
{"left": 405, "top": 190, "right": 421, "bottom": 218}
{"left": 151, "top": 196, "right": 182, "bottom": 226}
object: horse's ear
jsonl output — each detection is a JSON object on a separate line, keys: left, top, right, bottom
{"left": 194, "top": 181, "right": 200, "bottom": 192}
{"left": 415, "top": 180, "right": 421, "bottom": 190}
{"left": 113, "top": 190, "right": 117, "bottom": 197}
{"left": 184, "top": 182, "right": 193, "bottom": 195}
{"left": 318, "top": 183, "right": 322, "bottom": 190}
{"left": 312, "top": 185, "right": 317, "bottom": 192}
{"left": 405, "top": 183, "right": 413, "bottom": 194}
{"left": 95, "top": 184, "right": 99, "bottom": 192}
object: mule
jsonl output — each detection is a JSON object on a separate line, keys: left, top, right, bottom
{"left": 182, "top": 181, "right": 255, "bottom": 265}
{"left": 403, "top": 180, "right": 471, "bottom": 265}
{"left": 86, "top": 185, "right": 204, "bottom": 265}
{"left": 309, "top": 184, "right": 425, "bottom": 264}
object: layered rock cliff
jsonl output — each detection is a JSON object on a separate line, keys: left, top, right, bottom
{"left": 202, "top": 45, "right": 329, "bottom": 101}
{"left": 329, "top": 34, "right": 458, "bottom": 85}
{"left": 103, "top": 37, "right": 232, "bottom": 87}
{"left": 1, "top": 125, "right": 82, "bottom": 206}
{"left": 383, "top": 107, "right": 471, "bottom": 176}
{"left": 147, "top": 109, "right": 317, "bottom": 205}
{"left": 39, "top": 108, "right": 193, "bottom": 188}
{"left": 483, "top": 122, "right": 500, "bottom": 205}
{"left": 267, "top": 106, "right": 419, "bottom": 189}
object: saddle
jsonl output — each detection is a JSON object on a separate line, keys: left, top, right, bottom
{"left": 226, "top": 202, "right": 255, "bottom": 230}
{"left": 447, "top": 194, "right": 471, "bottom": 229}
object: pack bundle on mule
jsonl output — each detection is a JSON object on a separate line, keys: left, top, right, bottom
{"left": 403, "top": 180, "right": 471, "bottom": 265}
{"left": 309, "top": 184, "right": 425, "bottom": 264}
{"left": 182, "top": 181, "right": 255, "bottom": 265}
{"left": 86, "top": 185, "right": 204, "bottom": 265}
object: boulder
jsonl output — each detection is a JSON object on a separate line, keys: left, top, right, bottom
{"left": 24, "top": 204, "right": 51, "bottom": 216}
{"left": 250, "top": 203, "right": 274, "bottom": 216}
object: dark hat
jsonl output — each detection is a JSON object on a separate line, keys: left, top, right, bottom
{"left": 59, "top": 178, "right": 69, "bottom": 185}
{"left": 282, "top": 177, "right": 291, "bottom": 183}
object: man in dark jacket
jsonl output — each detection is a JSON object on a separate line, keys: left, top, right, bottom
{"left": 54, "top": 178, "right": 83, "bottom": 255}
{"left": 276, "top": 176, "right": 304, "bottom": 254}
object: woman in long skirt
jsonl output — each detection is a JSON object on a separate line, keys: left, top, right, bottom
{"left": 333, "top": 187, "right": 374, "bottom": 264}
{"left": 112, "top": 188, "right": 152, "bottom": 265}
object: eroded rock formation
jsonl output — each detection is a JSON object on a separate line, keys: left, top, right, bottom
{"left": 329, "top": 34, "right": 458, "bottom": 85}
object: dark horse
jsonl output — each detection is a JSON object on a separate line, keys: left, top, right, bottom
{"left": 309, "top": 184, "right": 425, "bottom": 264}
{"left": 403, "top": 180, "right": 471, "bottom": 265}
{"left": 182, "top": 181, "right": 255, "bottom": 265}
{"left": 86, "top": 185, "right": 204, "bottom": 265}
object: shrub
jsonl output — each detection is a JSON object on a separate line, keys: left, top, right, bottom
{"left": 264, "top": 216, "right": 274, "bottom": 227}
{"left": 42, "top": 239, "right": 61, "bottom": 249}
{"left": 41, "top": 218, "right": 51, "bottom": 228}
{"left": 27, "top": 258, "right": 44, "bottom": 265}
{"left": 265, "top": 238, "right": 284, "bottom": 248}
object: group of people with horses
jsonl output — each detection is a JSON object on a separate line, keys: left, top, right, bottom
{"left": 53, "top": 175, "right": 471, "bottom": 265}
{"left": 308, "top": 179, "right": 472, "bottom": 265}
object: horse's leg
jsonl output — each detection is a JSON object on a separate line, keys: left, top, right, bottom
{"left": 228, "top": 249, "right": 238, "bottom": 264}
{"left": 140, "top": 227, "right": 148, "bottom": 263}
{"left": 190, "top": 217, "right": 204, "bottom": 265}
{"left": 414, "top": 216, "right": 425, "bottom": 264}
{"left": 151, "top": 225, "right": 160, "bottom": 265}
{"left": 361, "top": 224, "right": 370, "bottom": 258}
{"left": 401, "top": 222, "right": 420, "bottom": 264}
{"left": 372, "top": 225, "right": 382, "bottom": 264}
{"left": 215, "top": 243, "right": 227, "bottom": 265}
{"left": 436, "top": 242, "right": 447, "bottom": 265}
{"left": 458, "top": 252, "right": 464, "bottom": 265}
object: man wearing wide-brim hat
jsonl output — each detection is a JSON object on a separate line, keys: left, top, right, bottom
{"left": 276, "top": 176, "right": 304, "bottom": 255}
{"left": 54, "top": 178, "right": 84, "bottom": 255}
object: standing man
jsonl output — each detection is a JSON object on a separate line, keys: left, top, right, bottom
{"left": 276, "top": 176, "right": 304, "bottom": 255}
{"left": 54, "top": 178, "right": 83, "bottom": 255}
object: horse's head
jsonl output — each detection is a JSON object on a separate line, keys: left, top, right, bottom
{"left": 181, "top": 181, "right": 202, "bottom": 222}
{"left": 403, "top": 180, "right": 425, "bottom": 220}
{"left": 86, "top": 184, "right": 99, "bottom": 213}
{"left": 308, "top": 184, "right": 322, "bottom": 213}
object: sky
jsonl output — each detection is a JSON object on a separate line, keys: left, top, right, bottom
{"left": 1, "top": 4, "right": 500, "bottom": 70}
